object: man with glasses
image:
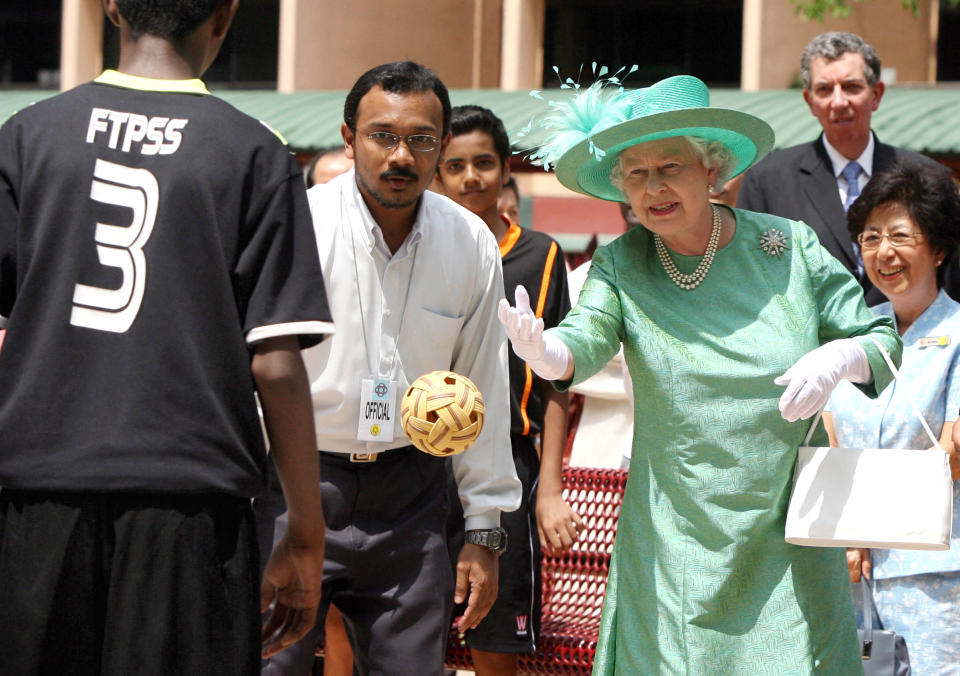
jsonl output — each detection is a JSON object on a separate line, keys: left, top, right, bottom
{"left": 258, "top": 61, "right": 520, "bottom": 676}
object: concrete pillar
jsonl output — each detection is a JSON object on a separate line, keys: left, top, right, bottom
{"left": 278, "top": 0, "right": 501, "bottom": 91}
{"left": 500, "top": 0, "right": 545, "bottom": 91}
{"left": 60, "top": 0, "right": 103, "bottom": 91}
{"left": 277, "top": 0, "right": 324, "bottom": 93}
{"left": 740, "top": 0, "right": 762, "bottom": 92}
{"left": 927, "top": 0, "right": 939, "bottom": 84}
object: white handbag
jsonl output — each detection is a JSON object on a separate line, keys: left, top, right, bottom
{"left": 784, "top": 338, "right": 954, "bottom": 550}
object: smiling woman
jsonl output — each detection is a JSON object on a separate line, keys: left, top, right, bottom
{"left": 825, "top": 161, "right": 960, "bottom": 675}
{"left": 497, "top": 73, "right": 903, "bottom": 674}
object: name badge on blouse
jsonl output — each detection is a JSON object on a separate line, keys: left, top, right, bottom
{"left": 357, "top": 377, "right": 397, "bottom": 442}
{"left": 917, "top": 335, "right": 951, "bottom": 348}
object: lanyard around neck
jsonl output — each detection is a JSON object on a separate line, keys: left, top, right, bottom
{"left": 342, "top": 182, "right": 418, "bottom": 377}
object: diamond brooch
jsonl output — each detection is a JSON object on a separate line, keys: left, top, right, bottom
{"left": 758, "top": 228, "right": 790, "bottom": 258}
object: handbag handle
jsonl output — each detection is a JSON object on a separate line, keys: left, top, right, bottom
{"left": 859, "top": 577, "right": 878, "bottom": 658}
{"left": 802, "top": 336, "right": 943, "bottom": 452}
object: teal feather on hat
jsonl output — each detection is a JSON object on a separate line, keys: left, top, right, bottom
{"left": 514, "top": 73, "right": 637, "bottom": 171}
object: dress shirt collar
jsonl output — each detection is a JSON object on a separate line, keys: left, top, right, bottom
{"left": 823, "top": 132, "right": 875, "bottom": 180}
{"left": 344, "top": 168, "right": 424, "bottom": 260}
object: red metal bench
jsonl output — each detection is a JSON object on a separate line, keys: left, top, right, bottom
{"left": 445, "top": 466, "right": 628, "bottom": 675}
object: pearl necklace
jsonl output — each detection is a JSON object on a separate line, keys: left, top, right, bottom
{"left": 653, "top": 204, "right": 721, "bottom": 291}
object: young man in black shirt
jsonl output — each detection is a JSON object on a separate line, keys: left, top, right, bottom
{"left": 0, "top": 2, "right": 331, "bottom": 673}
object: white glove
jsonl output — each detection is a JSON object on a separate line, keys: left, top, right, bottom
{"left": 775, "top": 338, "right": 871, "bottom": 422}
{"left": 497, "top": 286, "right": 571, "bottom": 381}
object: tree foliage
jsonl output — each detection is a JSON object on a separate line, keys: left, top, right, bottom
{"left": 792, "top": 0, "right": 960, "bottom": 21}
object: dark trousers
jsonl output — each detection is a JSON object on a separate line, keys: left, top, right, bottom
{"left": 0, "top": 489, "right": 260, "bottom": 676}
{"left": 257, "top": 448, "right": 454, "bottom": 676}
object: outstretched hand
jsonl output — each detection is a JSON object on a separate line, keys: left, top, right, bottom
{"left": 498, "top": 285, "right": 546, "bottom": 363}
{"left": 497, "top": 285, "right": 573, "bottom": 381}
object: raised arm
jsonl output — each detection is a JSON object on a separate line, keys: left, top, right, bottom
{"left": 498, "top": 286, "right": 574, "bottom": 381}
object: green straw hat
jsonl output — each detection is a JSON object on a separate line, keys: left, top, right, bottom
{"left": 519, "top": 74, "right": 775, "bottom": 202}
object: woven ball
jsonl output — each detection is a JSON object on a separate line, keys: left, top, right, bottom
{"left": 401, "top": 371, "right": 485, "bottom": 457}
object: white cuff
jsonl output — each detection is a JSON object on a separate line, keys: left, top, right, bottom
{"left": 843, "top": 338, "right": 872, "bottom": 384}
{"left": 528, "top": 332, "right": 571, "bottom": 381}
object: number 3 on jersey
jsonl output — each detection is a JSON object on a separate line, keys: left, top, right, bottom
{"left": 70, "top": 158, "right": 158, "bottom": 333}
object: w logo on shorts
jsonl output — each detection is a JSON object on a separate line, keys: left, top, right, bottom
{"left": 515, "top": 614, "right": 529, "bottom": 636}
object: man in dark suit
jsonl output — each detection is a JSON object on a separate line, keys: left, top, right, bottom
{"left": 738, "top": 31, "right": 955, "bottom": 304}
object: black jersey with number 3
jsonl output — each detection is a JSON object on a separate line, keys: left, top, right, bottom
{"left": 0, "top": 71, "right": 332, "bottom": 496}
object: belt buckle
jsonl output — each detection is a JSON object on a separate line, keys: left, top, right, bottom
{"left": 349, "top": 452, "right": 379, "bottom": 463}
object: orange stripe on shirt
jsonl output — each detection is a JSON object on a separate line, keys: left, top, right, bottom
{"left": 499, "top": 222, "right": 522, "bottom": 257}
{"left": 519, "top": 364, "right": 534, "bottom": 435}
{"left": 519, "top": 240, "right": 559, "bottom": 436}
{"left": 534, "top": 241, "right": 558, "bottom": 318}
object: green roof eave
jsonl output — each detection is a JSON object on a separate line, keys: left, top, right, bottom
{"left": 2, "top": 86, "right": 959, "bottom": 156}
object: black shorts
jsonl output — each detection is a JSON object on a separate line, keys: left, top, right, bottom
{"left": 448, "top": 434, "right": 542, "bottom": 654}
{"left": 0, "top": 489, "right": 260, "bottom": 676}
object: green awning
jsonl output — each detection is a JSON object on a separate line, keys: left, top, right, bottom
{"left": 3, "top": 86, "right": 959, "bottom": 156}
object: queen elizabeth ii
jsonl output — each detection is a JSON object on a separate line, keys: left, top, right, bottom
{"left": 500, "top": 74, "right": 902, "bottom": 674}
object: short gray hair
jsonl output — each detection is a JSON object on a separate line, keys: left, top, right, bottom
{"left": 800, "top": 32, "right": 881, "bottom": 90}
{"left": 609, "top": 136, "right": 737, "bottom": 198}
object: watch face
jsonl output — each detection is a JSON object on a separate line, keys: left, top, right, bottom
{"left": 467, "top": 528, "right": 507, "bottom": 552}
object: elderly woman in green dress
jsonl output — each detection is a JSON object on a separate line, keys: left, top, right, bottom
{"left": 499, "top": 75, "right": 901, "bottom": 674}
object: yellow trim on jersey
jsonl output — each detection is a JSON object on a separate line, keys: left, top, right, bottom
{"left": 260, "top": 120, "right": 289, "bottom": 146}
{"left": 95, "top": 70, "right": 210, "bottom": 95}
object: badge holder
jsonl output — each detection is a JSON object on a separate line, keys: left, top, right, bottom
{"left": 357, "top": 376, "right": 397, "bottom": 442}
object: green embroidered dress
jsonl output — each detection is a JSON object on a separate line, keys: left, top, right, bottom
{"left": 551, "top": 208, "right": 900, "bottom": 675}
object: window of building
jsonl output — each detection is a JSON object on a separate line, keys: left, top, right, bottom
{"left": 0, "top": 0, "right": 61, "bottom": 88}
{"left": 542, "top": 0, "right": 743, "bottom": 88}
{"left": 938, "top": 3, "right": 960, "bottom": 81}
{"left": 102, "top": 1, "right": 279, "bottom": 88}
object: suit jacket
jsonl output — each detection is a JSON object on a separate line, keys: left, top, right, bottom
{"left": 738, "top": 133, "right": 957, "bottom": 305}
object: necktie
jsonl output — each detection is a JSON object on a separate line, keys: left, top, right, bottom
{"left": 842, "top": 161, "right": 864, "bottom": 277}
{"left": 842, "top": 161, "right": 862, "bottom": 212}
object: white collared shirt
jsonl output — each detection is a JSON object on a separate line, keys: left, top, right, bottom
{"left": 822, "top": 133, "right": 875, "bottom": 205}
{"left": 303, "top": 170, "right": 520, "bottom": 529}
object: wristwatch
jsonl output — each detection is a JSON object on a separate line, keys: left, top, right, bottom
{"left": 465, "top": 527, "right": 508, "bottom": 555}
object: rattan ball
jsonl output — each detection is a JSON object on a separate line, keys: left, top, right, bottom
{"left": 401, "top": 371, "right": 485, "bottom": 457}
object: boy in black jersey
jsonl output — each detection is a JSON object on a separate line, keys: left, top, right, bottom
{"left": 0, "top": 1, "right": 331, "bottom": 674}
{"left": 437, "top": 105, "right": 581, "bottom": 675}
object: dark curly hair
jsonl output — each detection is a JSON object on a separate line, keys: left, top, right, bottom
{"left": 847, "top": 161, "right": 960, "bottom": 286}
{"left": 116, "top": 0, "right": 221, "bottom": 40}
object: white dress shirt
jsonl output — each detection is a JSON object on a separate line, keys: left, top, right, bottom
{"left": 303, "top": 170, "right": 520, "bottom": 529}
{"left": 823, "top": 133, "right": 874, "bottom": 204}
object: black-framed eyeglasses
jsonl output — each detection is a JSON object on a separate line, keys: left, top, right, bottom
{"left": 366, "top": 131, "right": 439, "bottom": 153}
{"left": 857, "top": 231, "right": 924, "bottom": 251}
